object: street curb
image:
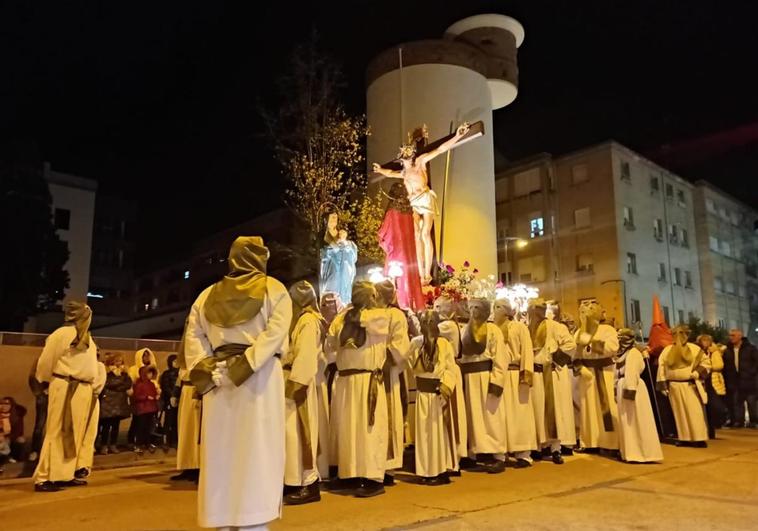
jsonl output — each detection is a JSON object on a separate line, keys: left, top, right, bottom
{"left": 0, "top": 455, "right": 176, "bottom": 487}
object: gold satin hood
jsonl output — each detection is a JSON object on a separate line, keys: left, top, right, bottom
{"left": 204, "top": 236, "right": 269, "bottom": 328}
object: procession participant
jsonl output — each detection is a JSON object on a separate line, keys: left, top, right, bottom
{"left": 657, "top": 325, "right": 710, "bottom": 447}
{"left": 533, "top": 300, "right": 578, "bottom": 464}
{"left": 185, "top": 236, "right": 291, "bottom": 529}
{"left": 171, "top": 319, "right": 201, "bottom": 483}
{"left": 374, "top": 280, "right": 411, "bottom": 486}
{"left": 33, "top": 302, "right": 99, "bottom": 493}
{"left": 458, "top": 298, "right": 507, "bottom": 473}
{"left": 615, "top": 329, "right": 663, "bottom": 462}
{"left": 574, "top": 300, "right": 620, "bottom": 452}
{"left": 282, "top": 281, "right": 323, "bottom": 505}
{"left": 325, "top": 281, "right": 408, "bottom": 497}
{"left": 433, "top": 296, "right": 467, "bottom": 471}
{"left": 493, "top": 297, "right": 537, "bottom": 467}
{"left": 409, "top": 310, "right": 457, "bottom": 485}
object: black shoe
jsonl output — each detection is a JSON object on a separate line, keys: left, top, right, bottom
{"left": 448, "top": 470, "right": 462, "bottom": 477}
{"left": 513, "top": 458, "right": 531, "bottom": 469}
{"left": 170, "top": 470, "right": 191, "bottom": 481}
{"left": 422, "top": 473, "right": 451, "bottom": 486}
{"left": 34, "top": 481, "right": 62, "bottom": 493}
{"left": 54, "top": 479, "right": 87, "bottom": 487}
{"left": 692, "top": 441, "right": 708, "bottom": 448}
{"left": 552, "top": 452, "right": 564, "bottom": 465}
{"left": 74, "top": 468, "right": 89, "bottom": 479}
{"left": 459, "top": 457, "right": 478, "bottom": 470}
{"left": 328, "top": 465, "right": 339, "bottom": 480}
{"left": 561, "top": 446, "right": 574, "bottom": 456}
{"left": 383, "top": 473, "right": 395, "bottom": 487}
{"left": 485, "top": 460, "right": 506, "bottom": 474}
{"left": 327, "top": 477, "right": 361, "bottom": 492}
{"left": 530, "top": 450, "right": 543, "bottom": 461}
{"left": 355, "top": 479, "right": 385, "bottom": 498}
{"left": 284, "top": 482, "right": 321, "bottom": 505}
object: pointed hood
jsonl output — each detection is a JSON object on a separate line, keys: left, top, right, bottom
{"left": 647, "top": 295, "right": 673, "bottom": 358}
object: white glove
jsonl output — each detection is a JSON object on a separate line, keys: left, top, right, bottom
{"left": 211, "top": 361, "right": 230, "bottom": 388}
{"left": 170, "top": 397, "right": 178, "bottom": 408}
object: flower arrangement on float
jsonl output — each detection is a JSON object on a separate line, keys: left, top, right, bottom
{"left": 422, "top": 261, "right": 501, "bottom": 307}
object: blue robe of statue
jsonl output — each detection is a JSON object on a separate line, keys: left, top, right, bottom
{"left": 320, "top": 240, "right": 358, "bottom": 305}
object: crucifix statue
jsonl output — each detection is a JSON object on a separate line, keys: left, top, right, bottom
{"left": 373, "top": 120, "right": 485, "bottom": 285}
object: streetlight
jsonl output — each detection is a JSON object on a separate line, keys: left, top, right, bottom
{"left": 502, "top": 237, "right": 528, "bottom": 286}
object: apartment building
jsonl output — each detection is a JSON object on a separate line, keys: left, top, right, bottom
{"left": 495, "top": 141, "right": 704, "bottom": 331}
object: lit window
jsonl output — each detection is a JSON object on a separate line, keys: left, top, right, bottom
{"left": 709, "top": 236, "right": 719, "bottom": 252}
{"left": 530, "top": 217, "right": 545, "bottom": 238}
{"left": 650, "top": 176, "right": 660, "bottom": 193}
{"left": 184, "top": 270, "right": 190, "bottom": 280}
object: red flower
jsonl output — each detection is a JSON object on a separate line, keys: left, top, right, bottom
{"left": 463, "top": 260, "right": 470, "bottom": 268}
{"left": 473, "top": 268, "right": 479, "bottom": 274}
{"left": 446, "top": 264, "right": 455, "bottom": 274}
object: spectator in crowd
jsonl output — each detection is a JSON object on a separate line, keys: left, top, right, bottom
{"left": 159, "top": 354, "right": 180, "bottom": 448}
{"left": 27, "top": 356, "right": 48, "bottom": 463}
{"left": 132, "top": 366, "right": 160, "bottom": 454}
{"left": 127, "top": 348, "right": 160, "bottom": 446}
{"left": 1, "top": 397, "right": 27, "bottom": 470}
{"left": 724, "top": 329, "right": 758, "bottom": 428}
{"left": 97, "top": 354, "right": 133, "bottom": 454}
{"left": 697, "top": 335, "right": 727, "bottom": 438}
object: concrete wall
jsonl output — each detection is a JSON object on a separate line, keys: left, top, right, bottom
{"left": 367, "top": 63, "right": 498, "bottom": 277}
{"left": 0, "top": 338, "right": 178, "bottom": 439}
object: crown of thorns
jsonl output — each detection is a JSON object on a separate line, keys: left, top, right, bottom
{"left": 397, "top": 143, "right": 416, "bottom": 159}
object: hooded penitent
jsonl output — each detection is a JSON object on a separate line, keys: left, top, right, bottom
{"left": 527, "top": 298, "right": 548, "bottom": 350}
{"left": 374, "top": 279, "right": 398, "bottom": 309}
{"left": 665, "top": 326, "right": 694, "bottom": 369}
{"left": 462, "top": 298, "right": 490, "bottom": 356}
{"left": 618, "top": 328, "right": 636, "bottom": 354}
{"left": 433, "top": 295, "right": 456, "bottom": 321}
{"left": 339, "top": 281, "right": 377, "bottom": 349}
{"left": 204, "top": 236, "right": 269, "bottom": 328}
{"left": 418, "top": 310, "right": 441, "bottom": 372}
{"left": 63, "top": 301, "right": 92, "bottom": 350}
{"left": 289, "top": 280, "right": 323, "bottom": 339}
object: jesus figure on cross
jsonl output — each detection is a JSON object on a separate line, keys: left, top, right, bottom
{"left": 373, "top": 122, "right": 471, "bottom": 285}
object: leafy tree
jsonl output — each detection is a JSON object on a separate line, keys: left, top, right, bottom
{"left": 0, "top": 143, "right": 69, "bottom": 330}
{"left": 261, "top": 33, "right": 383, "bottom": 266}
{"left": 686, "top": 316, "right": 728, "bottom": 345}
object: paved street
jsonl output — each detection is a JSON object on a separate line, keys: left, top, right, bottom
{"left": 2, "top": 430, "right": 757, "bottom": 531}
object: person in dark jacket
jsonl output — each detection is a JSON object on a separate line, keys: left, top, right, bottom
{"left": 27, "top": 356, "right": 48, "bottom": 463}
{"left": 723, "top": 329, "right": 758, "bottom": 428}
{"left": 97, "top": 354, "right": 133, "bottom": 454}
{"left": 132, "top": 366, "right": 160, "bottom": 454}
{"left": 159, "top": 354, "right": 180, "bottom": 448}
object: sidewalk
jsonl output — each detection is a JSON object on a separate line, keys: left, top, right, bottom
{"left": 0, "top": 447, "right": 177, "bottom": 484}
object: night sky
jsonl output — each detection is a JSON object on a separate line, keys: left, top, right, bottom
{"left": 3, "top": 0, "right": 757, "bottom": 269}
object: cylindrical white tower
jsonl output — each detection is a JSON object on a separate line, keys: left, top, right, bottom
{"left": 367, "top": 14, "right": 524, "bottom": 278}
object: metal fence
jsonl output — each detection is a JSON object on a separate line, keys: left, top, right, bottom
{"left": 0, "top": 331, "right": 180, "bottom": 352}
